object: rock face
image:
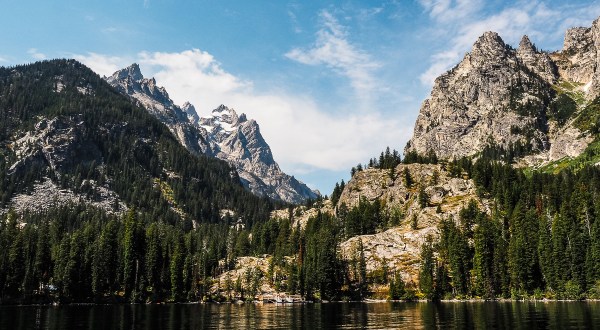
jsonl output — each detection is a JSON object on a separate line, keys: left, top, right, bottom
{"left": 336, "top": 164, "right": 488, "bottom": 282}
{"left": 107, "top": 65, "right": 318, "bottom": 204}
{"left": 105, "top": 64, "right": 212, "bottom": 155}
{"left": 5, "top": 116, "right": 125, "bottom": 214}
{"left": 406, "top": 18, "right": 600, "bottom": 163}
{"left": 200, "top": 104, "right": 319, "bottom": 204}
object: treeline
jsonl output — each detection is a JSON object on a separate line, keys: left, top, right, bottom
{"left": 0, "top": 206, "right": 238, "bottom": 304}
{"left": 418, "top": 157, "right": 600, "bottom": 300}
{"left": 250, "top": 210, "right": 415, "bottom": 301}
{"left": 350, "top": 147, "right": 403, "bottom": 178}
{"left": 0, "top": 195, "right": 412, "bottom": 304}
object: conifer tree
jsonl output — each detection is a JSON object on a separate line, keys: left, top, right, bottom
{"left": 419, "top": 235, "right": 435, "bottom": 299}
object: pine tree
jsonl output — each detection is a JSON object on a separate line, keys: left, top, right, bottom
{"left": 389, "top": 272, "right": 406, "bottom": 300}
{"left": 473, "top": 214, "right": 497, "bottom": 298}
{"left": 123, "top": 209, "right": 144, "bottom": 301}
{"left": 403, "top": 168, "right": 413, "bottom": 188}
{"left": 419, "top": 235, "right": 435, "bottom": 299}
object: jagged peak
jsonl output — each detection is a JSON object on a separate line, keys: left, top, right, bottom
{"left": 470, "top": 31, "right": 508, "bottom": 55}
{"left": 182, "top": 101, "right": 194, "bottom": 109}
{"left": 182, "top": 102, "right": 199, "bottom": 123}
{"left": 476, "top": 31, "right": 504, "bottom": 46}
{"left": 112, "top": 63, "right": 143, "bottom": 81}
{"left": 518, "top": 35, "right": 536, "bottom": 52}
{"left": 213, "top": 104, "right": 229, "bottom": 113}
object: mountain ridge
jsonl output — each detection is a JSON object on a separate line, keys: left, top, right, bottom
{"left": 106, "top": 65, "right": 319, "bottom": 204}
{"left": 405, "top": 18, "right": 600, "bottom": 165}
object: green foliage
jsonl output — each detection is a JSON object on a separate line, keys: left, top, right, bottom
{"left": 574, "top": 96, "right": 600, "bottom": 133}
{"left": 302, "top": 212, "right": 342, "bottom": 300}
{"left": 403, "top": 150, "right": 438, "bottom": 165}
{"left": 389, "top": 272, "right": 406, "bottom": 300}
{"left": 330, "top": 180, "right": 345, "bottom": 206}
{"left": 368, "top": 146, "right": 402, "bottom": 169}
{"left": 548, "top": 93, "right": 577, "bottom": 125}
{"left": 418, "top": 186, "right": 429, "bottom": 208}
{"left": 341, "top": 197, "right": 394, "bottom": 237}
{"left": 418, "top": 235, "right": 435, "bottom": 300}
{"left": 403, "top": 168, "right": 413, "bottom": 188}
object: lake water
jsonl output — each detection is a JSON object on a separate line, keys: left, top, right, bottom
{"left": 1, "top": 301, "right": 599, "bottom": 329}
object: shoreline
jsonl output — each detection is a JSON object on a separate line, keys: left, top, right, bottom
{"left": 2, "top": 298, "right": 600, "bottom": 307}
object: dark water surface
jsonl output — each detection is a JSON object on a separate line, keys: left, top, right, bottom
{"left": 1, "top": 301, "right": 599, "bottom": 329}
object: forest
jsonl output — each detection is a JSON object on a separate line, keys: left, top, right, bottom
{"left": 2, "top": 60, "right": 600, "bottom": 304}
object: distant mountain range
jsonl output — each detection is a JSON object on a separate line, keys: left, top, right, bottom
{"left": 106, "top": 64, "right": 318, "bottom": 204}
{"left": 0, "top": 59, "right": 274, "bottom": 225}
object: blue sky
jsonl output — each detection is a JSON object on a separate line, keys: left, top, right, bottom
{"left": 2, "top": 0, "right": 600, "bottom": 195}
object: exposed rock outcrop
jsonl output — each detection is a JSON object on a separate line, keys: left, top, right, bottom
{"left": 406, "top": 18, "right": 600, "bottom": 163}
{"left": 336, "top": 164, "right": 487, "bottom": 282}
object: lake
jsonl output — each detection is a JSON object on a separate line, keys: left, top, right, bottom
{"left": 1, "top": 301, "right": 599, "bottom": 329}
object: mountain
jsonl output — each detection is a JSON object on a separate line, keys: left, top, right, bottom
{"left": 106, "top": 65, "right": 319, "bottom": 204}
{"left": 0, "top": 59, "right": 273, "bottom": 225}
{"left": 405, "top": 18, "right": 600, "bottom": 164}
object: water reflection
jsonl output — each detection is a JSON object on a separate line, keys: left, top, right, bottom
{"left": 1, "top": 301, "right": 600, "bottom": 329}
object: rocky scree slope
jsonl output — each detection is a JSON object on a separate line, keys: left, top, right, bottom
{"left": 405, "top": 17, "right": 600, "bottom": 164}
{"left": 106, "top": 65, "right": 318, "bottom": 204}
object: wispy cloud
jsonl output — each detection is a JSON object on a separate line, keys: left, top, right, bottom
{"left": 287, "top": 3, "right": 303, "bottom": 34}
{"left": 419, "top": 0, "right": 483, "bottom": 23}
{"left": 102, "top": 27, "right": 118, "bottom": 33}
{"left": 74, "top": 49, "right": 407, "bottom": 174}
{"left": 285, "top": 10, "right": 380, "bottom": 96}
{"left": 418, "top": 1, "right": 600, "bottom": 86}
{"left": 27, "top": 48, "right": 46, "bottom": 60}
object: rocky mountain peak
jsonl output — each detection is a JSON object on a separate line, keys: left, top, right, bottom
{"left": 516, "top": 35, "right": 557, "bottom": 83}
{"left": 470, "top": 31, "right": 509, "bottom": 60}
{"left": 112, "top": 63, "right": 143, "bottom": 82}
{"left": 205, "top": 105, "right": 248, "bottom": 129}
{"left": 182, "top": 102, "right": 199, "bottom": 125}
{"left": 406, "top": 18, "right": 600, "bottom": 164}
{"left": 405, "top": 30, "right": 558, "bottom": 160}
{"left": 106, "top": 66, "right": 319, "bottom": 204}
{"left": 517, "top": 35, "right": 535, "bottom": 54}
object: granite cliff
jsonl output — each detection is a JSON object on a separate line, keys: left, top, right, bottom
{"left": 406, "top": 18, "right": 600, "bottom": 164}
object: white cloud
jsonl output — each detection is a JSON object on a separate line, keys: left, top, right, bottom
{"left": 75, "top": 49, "right": 409, "bottom": 174}
{"left": 285, "top": 10, "right": 380, "bottom": 96}
{"left": 418, "top": 1, "right": 600, "bottom": 86}
{"left": 138, "top": 49, "right": 250, "bottom": 111}
{"left": 27, "top": 48, "right": 46, "bottom": 60}
{"left": 72, "top": 52, "right": 130, "bottom": 77}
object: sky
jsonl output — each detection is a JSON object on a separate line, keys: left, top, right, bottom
{"left": 2, "top": 0, "right": 600, "bottom": 195}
